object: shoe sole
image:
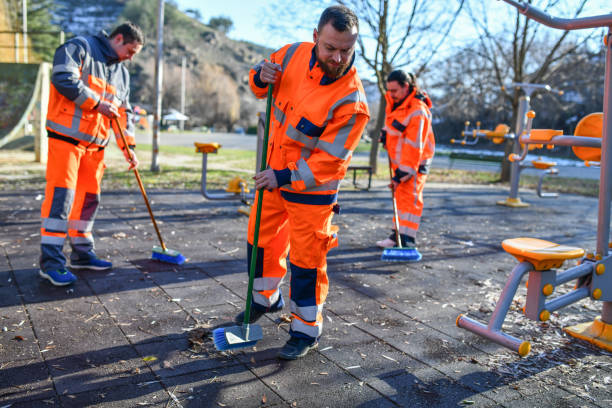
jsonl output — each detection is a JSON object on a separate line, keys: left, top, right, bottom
{"left": 39, "top": 270, "right": 76, "bottom": 286}
{"left": 69, "top": 264, "right": 112, "bottom": 271}
{"left": 277, "top": 343, "right": 318, "bottom": 360}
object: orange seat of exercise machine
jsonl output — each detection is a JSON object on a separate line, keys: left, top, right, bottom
{"left": 502, "top": 238, "right": 584, "bottom": 271}
{"left": 528, "top": 129, "right": 563, "bottom": 142}
{"left": 531, "top": 159, "right": 557, "bottom": 169}
{"left": 573, "top": 112, "right": 603, "bottom": 162}
{"left": 195, "top": 142, "right": 221, "bottom": 154}
{"left": 483, "top": 124, "right": 510, "bottom": 144}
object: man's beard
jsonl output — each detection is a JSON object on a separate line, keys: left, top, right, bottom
{"left": 315, "top": 44, "right": 351, "bottom": 79}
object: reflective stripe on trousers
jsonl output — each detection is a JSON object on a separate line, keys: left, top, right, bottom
{"left": 393, "top": 172, "right": 428, "bottom": 240}
{"left": 247, "top": 189, "right": 337, "bottom": 341}
{"left": 40, "top": 138, "right": 105, "bottom": 271}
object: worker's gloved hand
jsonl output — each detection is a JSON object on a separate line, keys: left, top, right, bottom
{"left": 259, "top": 62, "right": 282, "bottom": 84}
{"left": 123, "top": 148, "right": 139, "bottom": 170}
{"left": 379, "top": 129, "right": 387, "bottom": 148}
{"left": 96, "top": 100, "right": 119, "bottom": 119}
{"left": 253, "top": 168, "right": 278, "bottom": 190}
{"left": 392, "top": 169, "right": 412, "bottom": 184}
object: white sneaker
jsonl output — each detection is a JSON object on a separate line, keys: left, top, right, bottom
{"left": 376, "top": 238, "right": 396, "bottom": 248}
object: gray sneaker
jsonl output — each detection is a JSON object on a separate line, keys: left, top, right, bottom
{"left": 277, "top": 337, "right": 318, "bottom": 360}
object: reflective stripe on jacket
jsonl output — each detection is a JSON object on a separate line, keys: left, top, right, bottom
{"left": 383, "top": 90, "right": 435, "bottom": 177}
{"left": 249, "top": 42, "right": 370, "bottom": 203}
{"left": 46, "top": 32, "right": 135, "bottom": 149}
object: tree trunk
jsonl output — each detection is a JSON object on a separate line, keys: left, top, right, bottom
{"left": 369, "top": 96, "right": 387, "bottom": 174}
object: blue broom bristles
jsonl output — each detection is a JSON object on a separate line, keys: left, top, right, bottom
{"left": 381, "top": 247, "right": 422, "bottom": 262}
{"left": 151, "top": 246, "right": 186, "bottom": 265}
{"left": 212, "top": 327, "right": 258, "bottom": 351}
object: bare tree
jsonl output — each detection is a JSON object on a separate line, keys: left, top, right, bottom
{"left": 465, "top": 0, "right": 594, "bottom": 180}
{"left": 339, "top": 0, "right": 465, "bottom": 171}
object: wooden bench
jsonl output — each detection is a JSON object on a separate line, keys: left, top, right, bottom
{"left": 347, "top": 165, "right": 373, "bottom": 190}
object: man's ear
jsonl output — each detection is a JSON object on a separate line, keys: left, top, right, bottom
{"left": 112, "top": 33, "right": 124, "bottom": 45}
{"left": 313, "top": 28, "right": 318, "bottom": 43}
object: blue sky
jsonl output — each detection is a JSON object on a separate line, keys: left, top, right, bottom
{"left": 175, "top": 0, "right": 612, "bottom": 50}
{"left": 176, "top": 0, "right": 316, "bottom": 49}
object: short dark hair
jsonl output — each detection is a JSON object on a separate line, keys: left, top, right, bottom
{"left": 318, "top": 5, "right": 359, "bottom": 33}
{"left": 387, "top": 70, "right": 416, "bottom": 88}
{"left": 110, "top": 22, "right": 144, "bottom": 45}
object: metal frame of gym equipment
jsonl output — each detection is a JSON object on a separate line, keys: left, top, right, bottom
{"left": 457, "top": 0, "right": 612, "bottom": 356}
{"left": 194, "top": 113, "right": 265, "bottom": 201}
{"left": 452, "top": 82, "right": 564, "bottom": 205}
{"left": 500, "top": 82, "right": 564, "bottom": 206}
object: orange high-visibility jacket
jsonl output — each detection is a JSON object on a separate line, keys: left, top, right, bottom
{"left": 383, "top": 89, "right": 435, "bottom": 178}
{"left": 46, "top": 31, "right": 135, "bottom": 149}
{"left": 249, "top": 42, "right": 370, "bottom": 204}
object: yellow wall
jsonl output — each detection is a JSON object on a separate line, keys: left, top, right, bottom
{"left": 0, "top": 0, "right": 18, "bottom": 63}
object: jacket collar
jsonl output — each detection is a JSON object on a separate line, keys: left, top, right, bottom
{"left": 94, "top": 30, "right": 120, "bottom": 65}
{"left": 309, "top": 44, "right": 355, "bottom": 85}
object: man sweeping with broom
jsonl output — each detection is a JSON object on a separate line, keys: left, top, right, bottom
{"left": 39, "top": 23, "right": 144, "bottom": 286}
{"left": 226, "top": 6, "right": 369, "bottom": 359}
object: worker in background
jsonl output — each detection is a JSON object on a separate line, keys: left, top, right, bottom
{"left": 376, "top": 70, "right": 435, "bottom": 259}
{"left": 235, "top": 5, "right": 370, "bottom": 360}
{"left": 39, "top": 22, "right": 144, "bottom": 286}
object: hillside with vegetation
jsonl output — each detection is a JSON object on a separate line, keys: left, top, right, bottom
{"left": 120, "top": 0, "right": 272, "bottom": 131}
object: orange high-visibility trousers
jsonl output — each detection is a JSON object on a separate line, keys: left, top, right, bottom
{"left": 394, "top": 172, "right": 427, "bottom": 240}
{"left": 40, "top": 137, "right": 105, "bottom": 271}
{"left": 247, "top": 188, "right": 338, "bottom": 341}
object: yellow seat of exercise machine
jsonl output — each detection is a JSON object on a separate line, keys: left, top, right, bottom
{"left": 194, "top": 142, "right": 221, "bottom": 154}
{"left": 531, "top": 159, "right": 557, "bottom": 170}
{"left": 226, "top": 176, "right": 250, "bottom": 194}
{"left": 483, "top": 124, "right": 510, "bottom": 144}
{"left": 572, "top": 112, "right": 603, "bottom": 162}
{"left": 528, "top": 129, "right": 563, "bottom": 142}
{"left": 502, "top": 238, "right": 584, "bottom": 271}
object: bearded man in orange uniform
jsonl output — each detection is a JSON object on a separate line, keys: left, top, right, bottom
{"left": 235, "top": 5, "right": 370, "bottom": 359}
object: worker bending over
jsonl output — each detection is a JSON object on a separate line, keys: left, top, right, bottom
{"left": 376, "top": 70, "right": 435, "bottom": 259}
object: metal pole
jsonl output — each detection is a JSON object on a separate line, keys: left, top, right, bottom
{"left": 151, "top": 0, "right": 164, "bottom": 173}
{"left": 508, "top": 96, "right": 529, "bottom": 199}
{"left": 60, "top": 30, "right": 64, "bottom": 46}
{"left": 598, "top": 30, "right": 612, "bottom": 324}
{"left": 15, "top": 33, "right": 19, "bottom": 63}
{"left": 180, "top": 56, "right": 186, "bottom": 131}
{"left": 22, "top": 0, "right": 27, "bottom": 63}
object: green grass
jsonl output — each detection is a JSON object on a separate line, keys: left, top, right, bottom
{"left": 0, "top": 148, "right": 600, "bottom": 198}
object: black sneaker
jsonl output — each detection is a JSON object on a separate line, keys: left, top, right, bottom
{"left": 277, "top": 337, "right": 318, "bottom": 360}
{"left": 234, "top": 308, "right": 266, "bottom": 325}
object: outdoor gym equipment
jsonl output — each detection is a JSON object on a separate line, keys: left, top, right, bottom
{"left": 499, "top": 82, "right": 565, "bottom": 206}
{"left": 457, "top": 0, "right": 612, "bottom": 356}
{"left": 453, "top": 82, "right": 564, "bottom": 205}
{"left": 194, "top": 114, "right": 265, "bottom": 202}
{"left": 451, "top": 121, "right": 513, "bottom": 146}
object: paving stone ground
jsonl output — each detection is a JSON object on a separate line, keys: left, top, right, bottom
{"left": 1, "top": 181, "right": 611, "bottom": 407}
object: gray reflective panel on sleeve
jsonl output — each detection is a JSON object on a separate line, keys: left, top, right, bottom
{"left": 315, "top": 114, "right": 355, "bottom": 160}
{"left": 286, "top": 125, "right": 317, "bottom": 150}
{"left": 295, "top": 158, "right": 317, "bottom": 188}
{"left": 325, "top": 90, "right": 362, "bottom": 121}
{"left": 281, "top": 43, "right": 301, "bottom": 69}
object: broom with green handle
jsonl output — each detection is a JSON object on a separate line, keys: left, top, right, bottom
{"left": 113, "top": 117, "right": 185, "bottom": 265}
{"left": 213, "top": 83, "right": 273, "bottom": 351}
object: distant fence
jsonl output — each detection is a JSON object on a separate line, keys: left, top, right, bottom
{"left": 0, "top": 30, "right": 64, "bottom": 63}
{"left": 0, "top": 62, "right": 50, "bottom": 163}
